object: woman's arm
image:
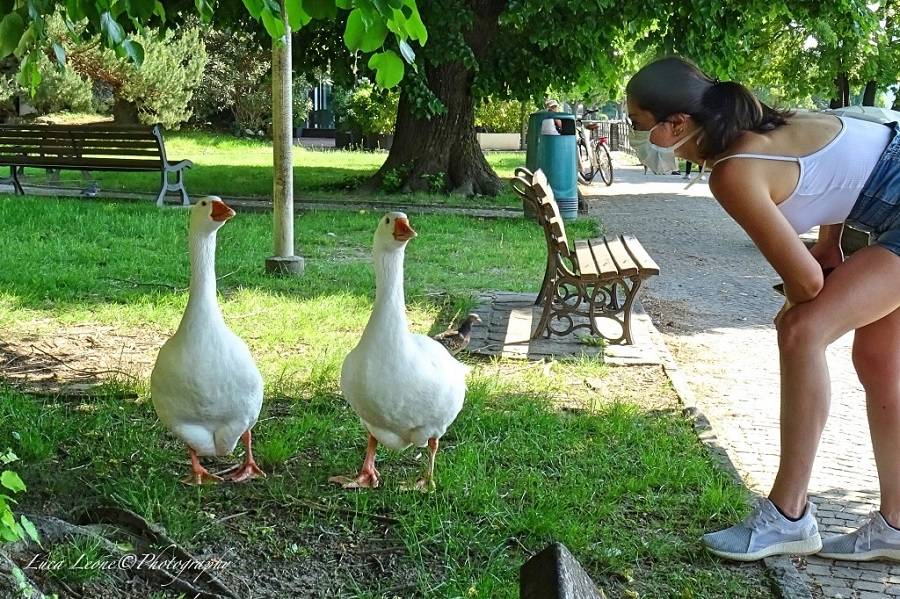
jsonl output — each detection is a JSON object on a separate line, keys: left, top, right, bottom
{"left": 709, "top": 161, "right": 825, "bottom": 304}
{"left": 809, "top": 223, "right": 844, "bottom": 270}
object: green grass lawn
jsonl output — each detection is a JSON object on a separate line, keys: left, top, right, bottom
{"left": 16, "top": 131, "right": 525, "bottom": 209}
{"left": 0, "top": 197, "right": 771, "bottom": 598}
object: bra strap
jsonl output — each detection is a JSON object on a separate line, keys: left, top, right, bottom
{"left": 714, "top": 153, "right": 800, "bottom": 166}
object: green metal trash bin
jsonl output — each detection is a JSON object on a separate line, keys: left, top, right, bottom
{"left": 524, "top": 111, "right": 578, "bottom": 220}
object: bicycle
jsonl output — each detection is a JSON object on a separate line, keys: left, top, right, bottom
{"left": 575, "top": 109, "right": 614, "bottom": 186}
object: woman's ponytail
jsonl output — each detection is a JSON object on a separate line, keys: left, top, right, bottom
{"left": 697, "top": 80, "right": 788, "bottom": 157}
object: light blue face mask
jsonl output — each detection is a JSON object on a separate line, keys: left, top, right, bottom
{"left": 630, "top": 121, "right": 700, "bottom": 175}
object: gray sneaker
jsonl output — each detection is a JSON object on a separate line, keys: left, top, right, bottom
{"left": 818, "top": 511, "right": 900, "bottom": 562}
{"left": 703, "top": 498, "right": 822, "bottom": 561}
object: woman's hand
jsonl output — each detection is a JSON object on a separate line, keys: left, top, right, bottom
{"left": 774, "top": 299, "right": 793, "bottom": 327}
{"left": 809, "top": 241, "right": 844, "bottom": 272}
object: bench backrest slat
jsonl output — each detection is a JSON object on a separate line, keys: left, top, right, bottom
{"left": 0, "top": 139, "right": 160, "bottom": 150}
{"left": 530, "top": 170, "right": 572, "bottom": 259}
{"left": 0, "top": 124, "right": 166, "bottom": 162}
{"left": 0, "top": 145, "right": 162, "bottom": 158}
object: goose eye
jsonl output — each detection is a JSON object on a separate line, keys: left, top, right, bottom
{"left": 385, "top": 217, "right": 390, "bottom": 224}
{"left": 201, "top": 201, "right": 207, "bottom": 206}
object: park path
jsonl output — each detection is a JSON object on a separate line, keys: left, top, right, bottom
{"left": 587, "top": 165, "right": 900, "bottom": 598}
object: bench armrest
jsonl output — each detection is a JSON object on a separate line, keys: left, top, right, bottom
{"left": 166, "top": 159, "right": 193, "bottom": 171}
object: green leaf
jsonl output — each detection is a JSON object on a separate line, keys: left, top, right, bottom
{"left": 195, "top": 0, "right": 215, "bottom": 22}
{"left": 401, "top": 0, "right": 426, "bottom": 43}
{"left": 121, "top": 39, "right": 144, "bottom": 65}
{"left": 153, "top": 0, "right": 165, "bottom": 20}
{"left": 0, "top": 12, "right": 25, "bottom": 59}
{"left": 0, "top": 0, "right": 14, "bottom": 14}
{"left": 260, "top": 7, "right": 285, "bottom": 38}
{"left": 335, "top": 0, "right": 352, "bottom": 8}
{"left": 125, "top": 0, "right": 155, "bottom": 20}
{"left": 0, "top": 525, "right": 18, "bottom": 542}
{"left": 368, "top": 49, "right": 404, "bottom": 88}
{"left": 398, "top": 38, "right": 414, "bottom": 63}
{"left": 13, "top": 23, "right": 34, "bottom": 59}
{"left": 51, "top": 41, "right": 66, "bottom": 66}
{"left": 20, "top": 515, "right": 39, "bottom": 543}
{"left": 285, "top": 0, "right": 312, "bottom": 29}
{"left": 66, "top": 0, "right": 86, "bottom": 21}
{"left": 100, "top": 11, "right": 125, "bottom": 45}
{"left": 1, "top": 470, "right": 25, "bottom": 493}
{"left": 302, "top": 0, "right": 337, "bottom": 20}
{"left": 344, "top": 8, "right": 387, "bottom": 52}
{"left": 242, "top": 0, "right": 265, "bottom": 19}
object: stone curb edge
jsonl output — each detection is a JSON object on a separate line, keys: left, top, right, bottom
{"left": 635, "top": 301, "right": 813, "bottom": 599}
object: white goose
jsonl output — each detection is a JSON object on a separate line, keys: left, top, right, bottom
{"left": 150, "top": 197, "right": 265, "bottom": 485}
{"left": 330, "top": 212, "right": 467, "bottom": 491}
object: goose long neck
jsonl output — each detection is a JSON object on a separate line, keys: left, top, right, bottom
{"left": 367, "top": 247, "right": 408, "bottom": 337}
{"left": 184, "top": 230, "right": 223, "bottom": 323}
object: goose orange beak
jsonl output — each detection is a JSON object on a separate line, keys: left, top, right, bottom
{"left": 393, "top": 218, "right": 416, "bottom": 242}
{"left": 211, "top": 199, "right": 235, "bottom": 222}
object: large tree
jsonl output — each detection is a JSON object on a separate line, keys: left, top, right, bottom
{"left": 368, "top": 0, "right": 653, "bottom": 195}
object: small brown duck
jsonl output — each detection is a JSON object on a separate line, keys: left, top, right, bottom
{"left": 433, "top": 313, "right": 482, "bottom": 356}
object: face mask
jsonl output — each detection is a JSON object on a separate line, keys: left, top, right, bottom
{"left": 631, "top": 122, "right": 700, "bottom": 175}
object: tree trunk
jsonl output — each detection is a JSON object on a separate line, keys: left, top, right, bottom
{"left": 862, "top": 80, "right": 877, "bottom": 106}
{"left": 371, "top": 63, "right": 501, "bottom": 196}
{"left": 265, "top": 3, "right": 304, "bottom": 276}
{"left": 829, "top": 72, "right": 850, "bottom": 108}
{"left": 113, "top": 98, "right": 140, "bottom": 124}
{"left": 370, "top": 1, "right": 505, "bottom": 196}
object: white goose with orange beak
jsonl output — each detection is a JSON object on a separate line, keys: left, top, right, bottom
{"left": 331, "top": 212, "right": 468, "bottom": 492}
{"left": 151, "top": 197, "right": 265, "bottom": 485}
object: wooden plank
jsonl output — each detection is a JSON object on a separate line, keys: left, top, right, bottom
{"left": 0, "top": 157, "right": 163, "bottom": 170}
{"left": 0, "top": 138, "right": 159, "bottom": 149}
{"left": 0, "top": 147, "right": 161, "bottom": 157}
{"left": 574, "top": 240, "right": 598, "bottom": 276}
{"left": 603, "top": 235, "right": 639, "bottom": 276}
{"left": 546, "top": 215, "right": 571, "bottom": 258}
{"left": 621, "top": 234, "right": 661, "bottom": 275}
{"left": 587, "top": 237, "right": 618, "bottom": 275}
{"left": 0, "top": 127, "right": 155, "bottom": 139}
{"left": 532, "top": 169, "right": 550, "bottom": 196}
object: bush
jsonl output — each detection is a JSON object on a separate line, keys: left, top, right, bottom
{"left": 190, "top": 25, "right": 268, "bottom": 127}
{"left": 475, "top": 98, "right": 530, "bottom": 133}
{"left": 66, "top": 24, "right": 207, "bottom": 128}
{"left": 231, "top": 74, "right": 313, "bottom": 135}
{"left": 32, "top": 52, "right": 94, "bottom": 115}
{"left": 190, "top": 25, "right": 312, "bottom": 134}
{"left": 333, "top": 78, "right": 398, "bottom": 135}
{"left": 0, "top": 74, "right": 19, "bottom": 119}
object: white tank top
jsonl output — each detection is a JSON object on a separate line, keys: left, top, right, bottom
{"left": 713, "top": 117, "right": 892, "bottom": 234}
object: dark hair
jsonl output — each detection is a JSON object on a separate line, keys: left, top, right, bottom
{"left": 625, "top": 56, "right": 792, "bottom": 158}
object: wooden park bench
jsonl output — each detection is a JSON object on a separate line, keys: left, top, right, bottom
{"left": 0, "top": 124, "right": 192, "bottom": 206}
{"left": 512, "top": 167, "right": 660, "bottom": 345}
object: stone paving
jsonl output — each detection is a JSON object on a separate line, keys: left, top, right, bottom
{"left": 586, "top": 165, "right": 900, "bottom": 598}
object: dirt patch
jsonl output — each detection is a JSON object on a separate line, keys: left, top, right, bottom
{"left": 0, "top": 323, "right": 165, "bottom": 394}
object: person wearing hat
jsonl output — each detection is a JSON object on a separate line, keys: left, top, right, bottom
{"left": 542, "top": 99, "right": 563, "bottom": 135}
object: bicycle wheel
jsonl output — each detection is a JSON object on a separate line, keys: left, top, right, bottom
{"left": 577, "top": 138, "right": 595, "bottom": 181}
{"left": 595, "top": 142, "right": 613, "bottom": 186}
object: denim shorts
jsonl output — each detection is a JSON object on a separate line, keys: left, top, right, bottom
{"left": 846, "top": 121, "right": 900, "bottom": 257}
